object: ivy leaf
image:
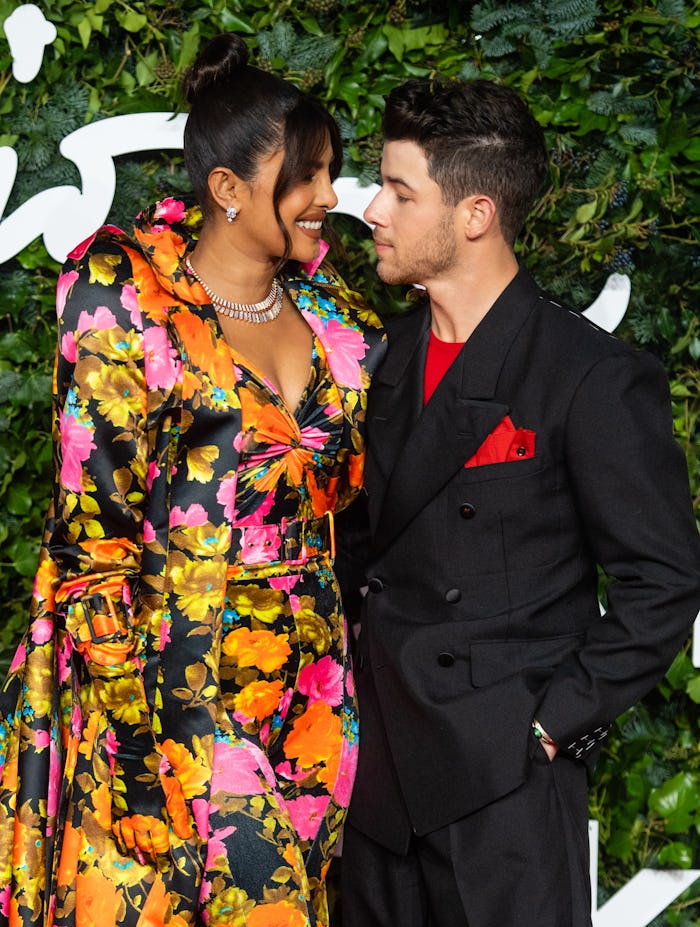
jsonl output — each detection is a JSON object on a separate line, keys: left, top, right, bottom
{"left": 649, "top": 773, "right": 700, "bottom": 834}
{"left": 657, "top": 841, "right": 693, "bottom": 869}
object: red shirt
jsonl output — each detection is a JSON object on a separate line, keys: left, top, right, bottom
{"left": 424, "top": 330, "right": 465, "bottom": 405}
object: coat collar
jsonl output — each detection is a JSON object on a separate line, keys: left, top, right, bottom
{"left": 368, "top": 267, "right": 542, "bottom": 553}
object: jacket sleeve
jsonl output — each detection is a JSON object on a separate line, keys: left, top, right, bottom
{"left": 48, "top": 235, "right": 149, "bottom": 667}
{"left": 535, "top": 349, "right": 700, "bottom": 759}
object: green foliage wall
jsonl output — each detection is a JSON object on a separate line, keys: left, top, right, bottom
{"left": 0, "top": 0, "right": 699, "bottom": 921}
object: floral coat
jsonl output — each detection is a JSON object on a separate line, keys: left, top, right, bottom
{"left": 0, "top": 199, "right": 385, "bottom": 927}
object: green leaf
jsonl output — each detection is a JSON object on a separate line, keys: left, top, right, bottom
{"left": 682, "top": 137, "right": 700, "bottom": 162}
{"left": 117, "top": 11, "right": 148, "bottom": 33}
{"left": 649, "top": 773, "right": 700, "bottom": 834}
{"left": 658, "top": 841, "right": 693, "bottom": 869}
{"left": 575, "top": 199, "right": 598, "bottom": 223}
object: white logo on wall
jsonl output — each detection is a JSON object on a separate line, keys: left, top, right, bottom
{"left": 1, "top": 9, "right": 699, "bottom": 921}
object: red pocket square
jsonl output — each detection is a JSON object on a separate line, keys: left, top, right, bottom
{"left": 464, "top": 415, "right": 536, "bottom": 468}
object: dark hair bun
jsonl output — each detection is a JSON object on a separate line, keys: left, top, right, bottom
{"left": 183, "top": 34, "right": 250, "bottom": 105}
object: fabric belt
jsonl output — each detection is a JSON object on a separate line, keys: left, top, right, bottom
{"left": 230, "top": 510, "right": 335, "bottom": 569}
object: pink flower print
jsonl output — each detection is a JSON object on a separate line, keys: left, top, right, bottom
{"left": 59, "top": 411, "right": 96, "bottom": 492}
{"left": 275, "top": 760, "right": 311, "bottom": 784}
{"left": 268, "top": 575, "right": 301, "bottom": 594}
{"left": 146, "top": 460, "right": 161, "bottom": 492}
{"left": 77, "top": 305, "right": 117, "bottom": 332}
{"left": 120, "top": 283, "right": 142, "bottom": 329}
{"left": 144, "top": 326, "right": 180, "bottom": 390}
{"left": 239, "top": 525, "right": 281, "bottom": 564}
{"left": 170, "top": 503, "right": 208, "bottom": 528}
{"left": 30, "top": 618, "right": 53, "bottom": 645}
{"left": 301, "top": 238, "right": 329, "bottom": 277}
{"left": 56, "top": 270, "right": 79, "bottom": 319}
{"left": 154, "top": 196, "right": 186, "bottom": 223}
{"left": 34, "top": 730, "right": 50, "bottom": 749}
{"left": 301, "top": 312, "right": 367, "bottom": 389}
{"left": 159, "top": 611, "right": 172, "bottom": 648}
{"left": 287, "top": 794, "right": 330, "bottom": 841}
{"left": 60, "top": 331, "right": 77, "bottom": 363}
{"left": 346, "top": 665, "right": 355, "bottom": 699}
{"left": 143, "top": 519, "right": 156, "bottom": 543}
{"left": 205, "top": 825, "right": 237, "bottom": 868}
{"left": 192, "top": 798, "right": 210, "bottom": 840}
{"left": 0, "top": 885, "right": 10, "bottom": 918}
{"left": 8, "top": 643, "right": 26, "bottom": 674}
{"left": 47, "top": 738, "right": 61, "bottom": 820}
{"left": 235, "top": 491, "right": 275, "bottom": 527}
{"left": 216, "top": 473, "right": 238, "bottom": 521}
{"left": 298, "top": 655, "right": 343, "bottom": 706}
{"left": 210, "top": 741, "right": 265, "bottom": 796}
{"left": 333, "top": 739, "right": 358, "bottom": 808}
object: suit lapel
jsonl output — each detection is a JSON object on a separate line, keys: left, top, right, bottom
{"left": 370, "top": 268, "right": 542, "bottom": 554}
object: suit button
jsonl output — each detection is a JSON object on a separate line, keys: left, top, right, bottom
{"left": 516, "top": 446, "right": 527, "bottom": 456}
{"left": 459, "top": 502, "right": 476, "bottom": 519}
{"left": 367, "top": 577, "right": 384, "bottom": 593}
{"left": 445, "top": 588, "right": 462, "bottom": 603}
{"left": 437, "top": 652, "right": 455, "bottom": 668}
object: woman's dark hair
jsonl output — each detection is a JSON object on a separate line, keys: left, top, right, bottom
{"left": 383, "top": 78, "right": 549, "bottom": 244}
{"left": 183, "top": 34, "right": 342, "bottom": 262}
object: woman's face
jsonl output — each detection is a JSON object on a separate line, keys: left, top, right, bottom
{"left": 238, "top": 138, "right": 338, "bottom": 266}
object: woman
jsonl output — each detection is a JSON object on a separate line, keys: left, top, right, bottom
{"left": 0, "top": 33, "right": 385, "bottom": 927}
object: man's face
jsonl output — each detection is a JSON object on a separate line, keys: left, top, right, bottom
{"left": 363, "top": 140, "right": 459, "bottom": 287}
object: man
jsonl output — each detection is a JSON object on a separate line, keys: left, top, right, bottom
{"left": 338, "top": 77, "right": 700, "bottom": 927}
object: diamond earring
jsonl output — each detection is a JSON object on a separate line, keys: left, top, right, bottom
{"left": 226, "top": 206, "right": 238, "bottom": 222}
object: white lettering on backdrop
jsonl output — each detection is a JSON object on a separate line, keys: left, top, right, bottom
{"left": 2, "top": 7, "right": 699, "bottom": 922}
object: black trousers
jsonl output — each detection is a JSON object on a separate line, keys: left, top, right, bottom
{"left": 341, "top": 744, "right": 592, "bottom": 927}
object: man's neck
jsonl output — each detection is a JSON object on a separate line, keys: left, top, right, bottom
{"left": 425, "top": 248, "right": 519, "bottom": 343}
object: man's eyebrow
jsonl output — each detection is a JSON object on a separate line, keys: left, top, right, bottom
{"left": 382, "top": 173, "right": 417, "bottom": 192}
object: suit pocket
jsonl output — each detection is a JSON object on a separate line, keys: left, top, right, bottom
{"left": 470, "top": 634, "right": 585, "bottom": 689}
{"left": 448, "top": 454, "right": 561, "bottom": 577}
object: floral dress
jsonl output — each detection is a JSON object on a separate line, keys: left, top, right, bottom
{"left": 0, "top": 198, "right": 385, "bottom": 927}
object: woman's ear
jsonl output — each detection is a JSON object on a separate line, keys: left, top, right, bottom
{"left": 461, "top": 194, "right": 499, "bottom": 241}
{"left": 207, "top": 166, "right": 243, "bottom": 214}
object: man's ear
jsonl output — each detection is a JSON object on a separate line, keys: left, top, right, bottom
{"left": 207, "top": 166, "right": 244, "bottom": 214}
{"left": 461, "top": 194, "right": 499, "bottom": 240}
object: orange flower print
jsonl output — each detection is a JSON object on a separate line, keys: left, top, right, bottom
{"left": 247, "top": 900, "right": 308, "bottom": 927}
{"left": 172, "top": 311, "right": 236, "bottom": 390}
{"left": 283, "top": 701, "right": 341, "bottom": 769}
{"left": 222, "top": 628, "right": 291, "bottom": 673}
{"left": 56, "top": 820, "right": 82, "bottom": 890}
{"left": 234, "top": 679, "right": 285, "bottom": 722}
{"left": 113, "top": 813, "right": 172, "bottom": 858}
{"left": 76, "top": 866, "right": 120, "bottom": 927}
{"left": 136, "top": 875, "right": 169, "bottom": 927}
{"left": 92, "top": 782, "right": 112, "bottom": 830}
{"left": 160, "top": 739, "right": 209, "bottom": 798}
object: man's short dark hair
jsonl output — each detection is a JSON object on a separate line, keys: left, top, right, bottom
{"left": 383, "top": 78, "right": 549, "bottom": 244}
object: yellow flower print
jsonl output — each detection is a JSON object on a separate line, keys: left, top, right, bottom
{"left": 88, "top": 251, "right": 122, "bottom": 285}
{"left": 173, "top": 523, "right": 231, "bottom": 558}
{"left": 185, "top": 444, "right": 220, "bottom": 483}
{"left": 170, "top": 558, "right": 226, "bottom": 623}
{"left": 226, "top": 585, "right": 285, "bottom": 625}
{"left": 209, "top": 885, "right": 255, "bottom": 925}
{"left": 234, "top": 679, "right": 284, "bottom": 722}
{"left": 294, "top": 605, "right": 331, "bottom": 655}
{"left": 222, "top": 628, "right": 292, "bottom": 673}
{"left": 85, "top": 365, "right": 145, "bottom": 429}
{"left": 100, "top": 675, "right": 147, "bottom": 725}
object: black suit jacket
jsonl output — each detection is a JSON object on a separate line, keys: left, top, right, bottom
{"left": 342, "top": 268, "right": 700, "bottom": 853}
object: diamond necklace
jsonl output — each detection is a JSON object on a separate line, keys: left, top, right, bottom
{"left": 185, "top": 257, "right": 284, "bottom": 324}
